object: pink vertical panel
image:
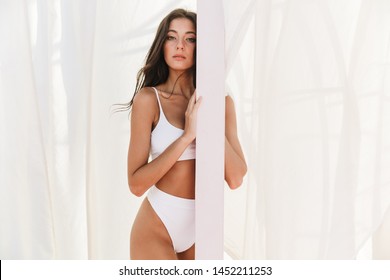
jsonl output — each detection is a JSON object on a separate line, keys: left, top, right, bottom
{"left": 196, "top": 0, "right": 225, "bottom": 259}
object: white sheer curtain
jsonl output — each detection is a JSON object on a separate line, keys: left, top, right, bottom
{"left": 224, "top": 0, "right": 390, "bottom": 259}
{"left": 0, "top": 0, "right": 195, "bottom": 259}
{"left": 1, "top": 0, "right": 389, "bottom": 260}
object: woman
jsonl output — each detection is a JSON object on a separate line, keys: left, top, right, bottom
{"left": 126, "top": 9, "right": 247, "bottom": 260}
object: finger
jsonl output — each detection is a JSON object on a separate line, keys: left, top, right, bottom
{"left": 193, "top": 96, "right": 202, "bottom": 111}
{"left": 186, "top": 93, "right": 196, "bottom": 113}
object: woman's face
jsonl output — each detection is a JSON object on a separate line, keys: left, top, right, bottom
{"left": 163, "top": 18, "right": 196, "bottom": 72}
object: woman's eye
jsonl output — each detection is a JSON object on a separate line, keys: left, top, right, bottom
{"left": 187, "top": 37, "right": 196, "bottom": 43}
{"left": 166, "top": 35, "right": 176, "bottom": 41}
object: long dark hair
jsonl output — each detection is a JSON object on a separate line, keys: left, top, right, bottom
{"left": 116, "top": 9, "right": 197, "bottom": 113}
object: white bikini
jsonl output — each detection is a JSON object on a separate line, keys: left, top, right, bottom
{"left": 147, "top": 87, "right": 195, "bottom": 253}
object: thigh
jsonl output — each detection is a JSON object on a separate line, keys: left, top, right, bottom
{"left": 130, "top": 198, "right": 177, "bottom": 260}
{"left": 177, "top": 244, "right": 195, "bottom": 260}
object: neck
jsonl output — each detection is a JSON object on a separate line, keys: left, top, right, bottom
{"left": 163, "top": 70, "right": 194, "bottom": 99}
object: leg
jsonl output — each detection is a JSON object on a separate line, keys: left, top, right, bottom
{"left": 177, "top": 244, "right": 195, "bottom": 260}
{"left": 130, "top": 198, "right": 177, "bottom": 260}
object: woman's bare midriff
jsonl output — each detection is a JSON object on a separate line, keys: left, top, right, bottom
{"left": 155, "top": 159, "right": 195, "bottom": 199}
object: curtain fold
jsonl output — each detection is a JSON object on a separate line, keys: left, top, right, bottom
{"left": 1, "top": 0, "right": 389, "bottom": 259}
{"left": 224, "top": 0, "right": 390, "bottom": 259}
{"left": 0, "top": 0, "right": 196, "bottom": 259}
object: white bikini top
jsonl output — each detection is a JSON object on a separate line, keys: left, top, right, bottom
{"left": 150, "top": 87, "right": 196, "bottom": 161}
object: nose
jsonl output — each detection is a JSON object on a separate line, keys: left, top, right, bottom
{"left": 176, "top": 39, "right": 184, "bottom": 50}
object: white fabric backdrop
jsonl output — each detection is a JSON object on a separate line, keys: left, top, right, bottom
{"left": 224, "top": 0, "right": 390, "bottom": 259}
{"left": 0, "top": 0, "right": 196, "bottom": 259}
{"left": 1, "top": 0, "right": 389, "bottom": 259}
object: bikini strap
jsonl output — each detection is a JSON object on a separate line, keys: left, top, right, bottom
{"left": 152, "top": 87, "right": 167, "bottom": 121}
{"left": 152, "top": 87, "right": 163, "bottom": 111}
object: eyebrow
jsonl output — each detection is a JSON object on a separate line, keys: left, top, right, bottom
{"left": 167, "top": 29, "right": 196, "bottom": 35}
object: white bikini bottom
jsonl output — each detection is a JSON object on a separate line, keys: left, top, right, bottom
{"left": 147, "top": 186, "right": 195, "bottom": 253}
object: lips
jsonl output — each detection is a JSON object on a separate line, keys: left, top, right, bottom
{"left": 173, "top": 55, "right": 186, "bottom": 59}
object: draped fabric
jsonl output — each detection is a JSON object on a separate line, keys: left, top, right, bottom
{"left": 0, "top": 0, "right": 196, "bottom": 259}
{"left": 1, "top": 0, "right": 389, "bottom": 259}
{"left": 224, "top": 0, "right": 390, "bottom": 259}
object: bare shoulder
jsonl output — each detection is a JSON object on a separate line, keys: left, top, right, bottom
{"left": 132, "top": 87, "right": 157, "bottom": 109}
{"left": 225, "top": 95, "right": 236, "bottom": 115}
{"left": 131, "top": 87, "right": 159, "bottom": 124}
{"left": 225, "top": 95, "right": 234, "bottom": 105}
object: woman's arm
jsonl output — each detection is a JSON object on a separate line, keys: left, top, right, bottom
{"left": 224, "top": 95, "right": 247, "bottom": 189}
{"left": 127, "top": 88, "right": 201, "bottom": 197}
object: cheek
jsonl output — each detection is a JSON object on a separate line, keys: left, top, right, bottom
{"left": 163, "top": 44, "right": 170, "bottom": 59}
{"left": 189, "top": 47, "right": 196, "bottom": 60}
{"left": 165, "top": 40, "right": 176, "bottom": 48}
{"left": 188, "top": 43, "right": 196, "bottom": 53}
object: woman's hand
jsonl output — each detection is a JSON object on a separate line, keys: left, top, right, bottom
{"left": 182, "top": 91, "right": 202, "bottom": 142}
